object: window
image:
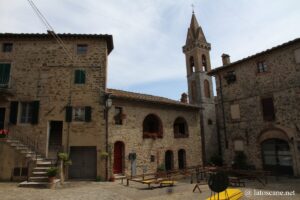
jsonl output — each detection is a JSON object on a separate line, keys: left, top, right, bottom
{"left": 0, "top": 63, "right": 11, "bottom": 88}
{"left": 73, "top": 107, "right": 86, "bottom": 121}
{"left": 143, "top": 114, "right": 163, "bottom": 139}
{"left": 77, "top": 44, "right": 88, "bottom": 54}
{"left": 230, "top": 104, "right": 240, "bottom": 120}
{"left": 174, "top": 117, "right": 188, "bottom": 138}
{"left": 257, "top": 61, "right": 267, "bottom": 73}
{"left": 114, "top": 107, "right": 123, "bottom": 125}
{"left": 204, "top": 80, "right": 210, "bottom": 98}
{"left": 74, "top": 69, "right": 85, "bottom": 84}
{"left": 202, "top": 55, "right": 207, "bottom": 71}
{"left": 66, "top": 106, "right": 91, "bottom": 122}
{"left": 294, "top": 48, "right": 300, "bottom": 64}
{"left": 189, "top": 56, "right": 195, "bottom": 73}
{"left": 20, "top": 102, "right": 33, "bottom": 123}
{"left": 178, "top": 149, "right": 186, "bottom": 169}
{"left": 261, "top": 97, "right": 275, "bottom": 121}
{"left": 3, "top": 43, "right": 13, "bottom": 52}
{"left": 224, "top": 70, "right": 236, "bottom": 84}
{"left": 234, "top": 140, "right": 244, "bottom": 151}
{"left": 208, "top": 119, "right": 213, "bottom": 125}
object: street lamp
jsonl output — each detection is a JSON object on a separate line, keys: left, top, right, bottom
{"left": 105, "top": 94, "right": 112, "bottom": 180}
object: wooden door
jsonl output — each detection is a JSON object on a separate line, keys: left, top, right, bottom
{"left": 165, "top": 150, "right": 174, "bottom": 171}
{"left": 113, "top": 141, "right": 124, "bottom": 174}
{"left": 69, "top": 146, "right": 97, "bottom": 179}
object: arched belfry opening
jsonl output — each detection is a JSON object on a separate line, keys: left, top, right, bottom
{"left": 202, "top": 55, "right": 207, "bottom": 72}
{"left": 189, "top": 56, "right": 195, "bottom": 73}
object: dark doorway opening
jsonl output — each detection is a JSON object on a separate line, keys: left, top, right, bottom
{"left": 113, "top": 141, "right": 124, "bottom": 174}
{"left": 0, "top": 108, "right": 5, "bottom": 129}
{"left": 261, "top": 138, "right": 293, "bottom": 175}
{"left": 178, "top": 149, "right": 186, "bottom": 169}
{"left": 165, "top": 150, "right": 174, "bottom": 171}
{"left": 48, "top": 121, "right": 63, "bottom": 158}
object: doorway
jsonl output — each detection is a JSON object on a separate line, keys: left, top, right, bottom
{"left": 261, "top": 138, "right": 293, "bottom": 175}
{"left": 165, "top": 150, "right": 174, "bottom": 171}
{"left": 48, "top": 121, "right": 63, "bottom": 158}
{"left": 178, "top": 149, "right": 186, "bottom": 169}
{"left": 0, "top": 108, "right": 5, "bottom": 129}
{"left": 113, "top": 141, "right": 124, "bottom": 174}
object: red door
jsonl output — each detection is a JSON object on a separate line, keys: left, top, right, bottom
{"left": 113, "top": 141, "right": 124, "bottom": 174}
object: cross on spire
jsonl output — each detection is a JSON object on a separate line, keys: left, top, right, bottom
{"left": 191, "top": 4, "right": 195, "bottom": 14}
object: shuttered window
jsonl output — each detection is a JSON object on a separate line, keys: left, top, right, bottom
{"left": 261, "top": 98, "right": 275, "bottom": 121}
{"left": 65, "top": 106, "right": 92, "bottom": 122}
{"left": 74, "top": 70, "right": 85, "bottom": 84}
{"left": 0, "top": 63, "right": 11, "bottom": 88}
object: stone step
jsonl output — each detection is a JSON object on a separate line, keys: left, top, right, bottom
{"left": 6, "top": 139, "right": 20, "bottom": 143}
{"left": 32, "top": 171, "right": 48, "bottom": 176}
{"left": 16, "top": 146, "right": 29, "bottom": 150}
{"left": 34, "top": 167, "right": 51, "bottom": 171}
{"left": 29, "top": 176, "right": 49, "bottom": 182}
{"left": 19, "top": 179, "right": 60, "bottom": 188}
{"left": 36, "top": 161, "right": 52, "bottom": 165}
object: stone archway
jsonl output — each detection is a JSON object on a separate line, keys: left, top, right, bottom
{"left": 259, "top": 128, "right": 294, "bottom": 175}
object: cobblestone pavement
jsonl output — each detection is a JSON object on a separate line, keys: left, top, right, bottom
{"left": 0, "top": 177, "right": 299, "bottom": 200}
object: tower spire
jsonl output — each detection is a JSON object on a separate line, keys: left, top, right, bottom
{"left": 185, "top": 12, "right": 207, "bottom": 45}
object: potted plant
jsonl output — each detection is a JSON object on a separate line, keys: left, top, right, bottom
{"left": 57, "top": 152, "right": 72, "bottom": 184}
{"left": 46, "top": 167, "right": 58, "bottom": 183}
{"left": 0, "top": 129, "right": 8, "bottom": 139}
{"left": 100, "top": 151, "right": 109, "bottom": 159}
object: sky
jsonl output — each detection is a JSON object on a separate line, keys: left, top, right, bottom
{"left": 1, "top": 0, "right": 300, "bottom": 100}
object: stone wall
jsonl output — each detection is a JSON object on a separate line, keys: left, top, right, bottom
{"left": 108, "top": 99, "right": 202, "bottom": 175}
{"left": 214, "top": 40, "right": 300, "bottom": 175}
{"left": 0, "top": 36, "right": 109, "bottom": 178}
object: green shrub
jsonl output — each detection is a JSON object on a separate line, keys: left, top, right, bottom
{"left": 46, "top": 167, "right": 58, "bottom": 177}
{"left": 157, "top": 163, "right": 165, "bottom": 172}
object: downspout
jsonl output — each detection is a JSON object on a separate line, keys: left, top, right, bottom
{"left": 199, "top": 108, "right": 206, "bottom": 166}
{"left": 105, "top": 105, "right": 109, "bottom": 181}
{"left": 218, "top": 74, "right": 228, "bottom": 148}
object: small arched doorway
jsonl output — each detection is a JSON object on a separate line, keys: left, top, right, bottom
{"left": 261, "top": 139, "right": 293, "bottom": 175}
{"left": 113, "top": 141, "right": 124, "bottom": 174}
{"left": 165, "top": 150, "right": 174, "bottom": 171}
{"left": 178, "top": 149, "right": 186, "bottom": 169}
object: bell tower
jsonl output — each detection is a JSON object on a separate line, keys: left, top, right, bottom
{"left": 182, "top": 12, "right": 217, "bottom": 164}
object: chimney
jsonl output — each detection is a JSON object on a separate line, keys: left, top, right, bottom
{"left": 222, "top": 54, "right": 231, "bottom": 65}
{"left": 180, "top": 93, "right": 188, "bottom": 103}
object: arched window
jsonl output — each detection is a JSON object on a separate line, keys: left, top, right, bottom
{"left": 202, "top": 55, "right": 207, "bottom": 71}
{"left": 204, "top": 80, "right": 210, "bottom": 98}
{"left": 178, "top": 149, "right": 186, "bottom": 169}
{"left": 189, "top": 56, "right": 195, "bottom": 73}
{"left": 143, "top": 114, "right": 163, "bottom": 139}
{"left": 165, "top": 150, "right": 174, "bottom": 171}
{"left": 174, "top": 117, "right": 189, "bottom": 138}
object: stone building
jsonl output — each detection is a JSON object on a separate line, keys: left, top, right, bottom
{"left": 208, "top": 38, "right": 300, "bottom": 176}
{"left": 106, "top": 89, "right": 202, "bottom": 176}
{"left": 0, "top": 33, "right": 113, "bottom": 180}
{"left": 183, "top": 13, "right": 218, "bottom": 163}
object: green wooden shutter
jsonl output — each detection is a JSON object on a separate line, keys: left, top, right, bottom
{"left": 0, "top": 63, "right": 11, "bottom": 85}
{"left": 31, "top": 101, "right": 40, "bottom": 124}
{"left": 65, "top": 106, "right": 72, "bottom": 122}
{"left": 9, "top": 101, "right": 18, "bottom": 124}
{"left": 74, "top": 70, "right": 85, "bottom": 84}
{"left": 85, "top": 106, "right": 91, "bottom": 122}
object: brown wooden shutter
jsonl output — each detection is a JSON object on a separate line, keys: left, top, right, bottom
{"left": 65, "top": 106, "right": 72, "bottom": 122}
{"left": 31, "top": 101, "right": 40, "bottom": 124}
{"left": 261, "top": 98, "right": 275, "bottom": 121}
{"left": 9, "top": 101, "right": 18, "bottom": 124}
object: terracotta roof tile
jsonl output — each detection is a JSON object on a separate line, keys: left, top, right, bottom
{"left": 107, "top": 88, "right": 200, "bottom": 109}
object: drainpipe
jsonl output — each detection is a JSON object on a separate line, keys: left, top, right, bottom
{"left": 199, "top": 108, "right": 206, "bottom": 166}
{"left": 105, "top": 94, "right": 112, "bottom": 181}
{"left": 218, "top": 74, "right": 228, "bottom": 149}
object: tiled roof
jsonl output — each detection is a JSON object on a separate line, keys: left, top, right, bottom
{"left": 107, "top": 88, "right": 200, "bottom": 109}
{"left": 208, "top": 37, "right": 300, "bottom": 75}
{"left": 0, "top": 32, "right": 114, "bottom": 54}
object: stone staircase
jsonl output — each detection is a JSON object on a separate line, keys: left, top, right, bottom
{"left": 6, "top": 138, "right": 60, "bottom": 188}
